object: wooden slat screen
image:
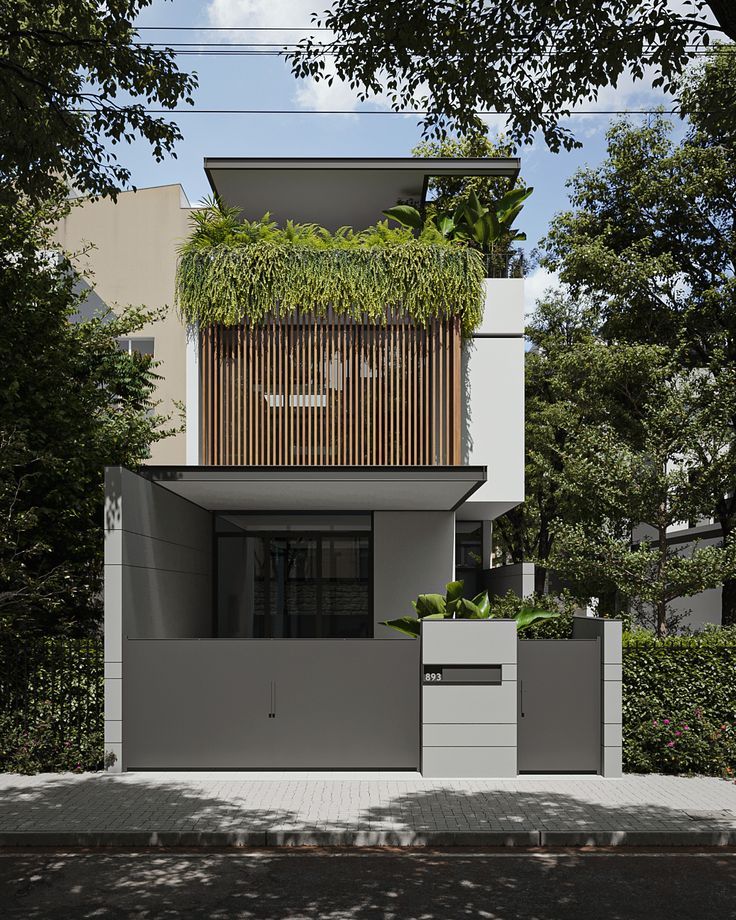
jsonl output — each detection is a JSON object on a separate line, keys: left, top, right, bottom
{"left": 200, "top": 312, "right": 462, "bottom": 466}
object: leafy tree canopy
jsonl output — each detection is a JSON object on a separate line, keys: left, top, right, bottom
{"left": 290, "top": 1, "right": 735, "bottom": 150}
{"left": 0, "top": 0, "right": 197, "bottom": 206}
{"left": 0, "top": 205, "right": 176, "bottom": 636}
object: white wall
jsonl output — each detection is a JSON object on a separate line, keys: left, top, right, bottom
{"left": 459, "top": 279, "right": 525, "bottom": 520}
{"left": 373, "top": 511, "right": 455, "bottom": 636}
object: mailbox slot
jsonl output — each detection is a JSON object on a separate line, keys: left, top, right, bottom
{"left": 423, "top": 665, "right": 502, "bottom": 685}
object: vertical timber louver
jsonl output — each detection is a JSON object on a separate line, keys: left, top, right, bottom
{"left": 200, "top": 312, "right": 462, "bottom": 466}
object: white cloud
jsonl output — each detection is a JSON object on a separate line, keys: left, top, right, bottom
{"left": 205, "top": 0, "right": 395, "bottom": 113}
{"left": 524, "top": 267, "right": 559, "bottom": 319}
{"left": 205, "top": 0, "right": 320, "bottom": 44}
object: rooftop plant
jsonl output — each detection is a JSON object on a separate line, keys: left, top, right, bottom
{"left": 176, "top": 197, "right": 486, "bottom": 335}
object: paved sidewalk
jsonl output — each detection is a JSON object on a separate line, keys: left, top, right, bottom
{"left": 1, "top": 772, "right": 735, "bottom": 847}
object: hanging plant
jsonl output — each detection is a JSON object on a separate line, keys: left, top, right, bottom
{"left": 175, "top": 198, "right": 486, "bottom": 335}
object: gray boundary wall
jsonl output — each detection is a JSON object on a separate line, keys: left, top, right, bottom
{"left": 572, "top": 615, "right": 623, "bottom": 777}
{"left": 421, "top": 620, "right": 518, "bottom": 777}
{"left": 104, "top": 467, "right": 212, "bottom": 772}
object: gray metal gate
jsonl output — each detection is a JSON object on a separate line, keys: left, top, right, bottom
{"left": 124, "top": 639, "right": 419, "bottom": 769}
{"left": 517, "top": 639, "right": 601, "bottom": 773}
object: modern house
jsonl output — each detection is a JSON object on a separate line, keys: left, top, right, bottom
{"left": 97, "top": 157, "right": 621, "bottom": 775}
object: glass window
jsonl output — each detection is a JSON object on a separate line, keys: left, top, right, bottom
{"left": 455, "top": 521, "right": 484, "bottom": 596}
{"left": 117, "top": 337, "right": 155, "bottom": 357}
{"left": 217, "top": 529, "right": 372, "bottom": 639}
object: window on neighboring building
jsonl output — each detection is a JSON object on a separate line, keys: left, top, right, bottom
{"left": 117, "top": 337, "right": 155, "bottom": 357}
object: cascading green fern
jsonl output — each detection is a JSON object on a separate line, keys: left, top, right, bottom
{"left": 175, "top": 197, "right": 486, "bottom": 335}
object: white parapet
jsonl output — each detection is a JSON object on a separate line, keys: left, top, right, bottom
{"left": 458, "top": 278, "right": 525, "bottom": 519}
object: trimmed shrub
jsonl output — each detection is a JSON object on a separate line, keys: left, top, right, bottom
{"left": 0, "top": 637, "right": 103, "bottom": 773}
{"left": 622, "top": 627, "right": 736, "bottom": 777}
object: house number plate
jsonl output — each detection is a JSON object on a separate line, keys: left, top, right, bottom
{"left": 422, "top": 665, "right": 502, "bottom": 685}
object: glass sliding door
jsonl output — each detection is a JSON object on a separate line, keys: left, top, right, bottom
{"left": 217, "top": 522, "right": 371, "bottom": 638}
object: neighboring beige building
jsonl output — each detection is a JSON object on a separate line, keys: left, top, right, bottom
{"left": 54, "top": 184, "right": 192, "bottom": 464}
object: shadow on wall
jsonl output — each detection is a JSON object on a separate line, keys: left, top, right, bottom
{"left": 1, "top": 776, "right": 736, "bottom": 918}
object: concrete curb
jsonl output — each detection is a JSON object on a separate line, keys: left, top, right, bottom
{"left": 1, "top": 828, "right": 735, "bottom": 848}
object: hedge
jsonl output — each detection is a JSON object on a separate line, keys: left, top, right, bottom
{"left": 0, "top": 629, "right": 734, "bottom": 776}
{"left": 622, "top": 628, "right": 736, "bottom": 776}
{"left": 0, "top": 637, "right": 103, "bottom": 773}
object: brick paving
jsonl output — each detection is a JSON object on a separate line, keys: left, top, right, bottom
{"left": 0, "top": 772, "right": 735, "bottom": 845}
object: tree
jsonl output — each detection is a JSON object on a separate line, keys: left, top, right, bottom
{"left": 495, "top": 297, "right": 667, "bottom": 596}
{"left": 549, "top": 360, "right": 736, "bottom": 636}
{"left": 412, "top": 133, "right": 522, "bottom": 215}
{"left": 0, "top": 1, "right": 197, "bottom": 206}
{"left": 541, "top": 46, "right": 736, "bottom": 623}
{"left": 0, "top": 205, "right": 174, "bottom": 636}
{"left": 289, "top": 2, "right": 735, "bottom": 149}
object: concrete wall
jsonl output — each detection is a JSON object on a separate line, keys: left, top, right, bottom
{"left": 458, "top": 279, "right": 524, "bottom": 522}
{"left": 373, "top": 511, "right": 455, "bottom": 636}
{"left": 483, "top": 562, "right": 536, "bottom": 600}
{"left": 421, "top": 619, "right": 518, "bottom": 777}
{"left": 572, "top": 616, "right": 623, "bottom": 777}
{"left": 54, "top": 185, "right": 192, "bottom": 464}
{"left": 104, "top": 466, "right": 212, "bottom": 770}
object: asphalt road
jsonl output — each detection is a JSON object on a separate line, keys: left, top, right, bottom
{"left": 1, "top": 849, "right": 735, "bottom": 920}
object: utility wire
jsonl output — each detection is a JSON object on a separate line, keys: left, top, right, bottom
{"left": 75, "top": 107, "right": 691, "bottom": 115}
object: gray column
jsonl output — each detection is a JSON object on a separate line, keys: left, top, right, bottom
{"left": 572, "top": 615, "right": 623, "bottom": 777}
{"left": 421, "top": 619, "right": 517, "bottom": 777}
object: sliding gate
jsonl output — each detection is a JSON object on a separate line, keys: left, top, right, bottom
{"left": 123, "top": 639, "right": 420, "bottom": 770}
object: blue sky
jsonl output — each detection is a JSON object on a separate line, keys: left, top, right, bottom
{"left": 124, "top": 0, "right": 683, "bottom": 308}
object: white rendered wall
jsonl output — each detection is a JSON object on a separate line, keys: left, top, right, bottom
{"left": 373, "top": 511, "right": 455, "bottom": 636}
{"left": 185, "top": 324, "right": 200, "bottom": 464}
{"left": 458, "top": 279, "right": 525, "bottom": 520}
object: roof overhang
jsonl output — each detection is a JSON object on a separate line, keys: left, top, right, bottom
{"left": 203, "top": 157, "right": 521, "bottom": 231}
{"left": 141, "top": 466, "right": 486, "bottom": 513}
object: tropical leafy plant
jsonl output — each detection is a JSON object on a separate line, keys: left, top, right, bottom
{"left": 380, "top": 580, "right": 560, "bottom": 638}
{"left": 176, "top": 197, "right": 486, "bottom": 334}
{"left": 383, "top": 187, "right": 532, "bottom": 273}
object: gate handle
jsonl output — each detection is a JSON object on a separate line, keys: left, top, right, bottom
{"left": 520, "top": 680, "right": 525, "bottom": 718}
{"left": 269, "top": 680, "right": 276, "bottom": 719}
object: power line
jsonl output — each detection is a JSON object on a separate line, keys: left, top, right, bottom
{"left": 76, "top": 107, "right": 690, "bottom": 115}
{"left": 135, "top": 26, "right": 331, "bottom": 31}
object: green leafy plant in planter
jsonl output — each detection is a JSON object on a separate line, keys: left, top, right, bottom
{"left": 380, "top": 579, "right": 559, "bottom": 638}
{"left": 176, "top": 197, "right": 486, "bottom": 335}
{"left": 384, "top": 187, "right": 533, "bottom": 274}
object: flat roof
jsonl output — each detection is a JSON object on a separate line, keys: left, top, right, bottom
{"left": 141, "top": 465, "right": 486, "bottom": 513}
{"left": 204, "top": 157, "right": 521, "bottom": 231}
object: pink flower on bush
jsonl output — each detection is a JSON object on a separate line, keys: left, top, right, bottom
{"left": 675, "top": 731, "right": 682, "bottom": 737}
{"left": 667, "top": 741, "right": 676, "bottom": 748}
{"left": 682, "top": 725, "right": 690, "bottom": 731}
{"left": 663, "top": 719, "right": 670, "bottom": 725}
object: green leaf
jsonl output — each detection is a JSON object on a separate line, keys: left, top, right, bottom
{"left": 445, "top": 580, "right": 465, "bottom": 603}
{"left": 456, "top": 597, "right": 483, "bottom": 618}
{"left": 514, "top": 608, "right": 561, "bottom": 631}
{"left": 379, "top": 616, "right": 420, "bottom": 638}
{"left": 382, "top": 205, "right": 424, "bottom": 231}
{"left": 471, "top": 591, "right": 491, "bottom": 618}
{"left": 413, "top": 593, "right": 447, "bottom": 618}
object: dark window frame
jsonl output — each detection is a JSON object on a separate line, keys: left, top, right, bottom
{"left": 215, "top": 528, "right": 374, "bottom": 639}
